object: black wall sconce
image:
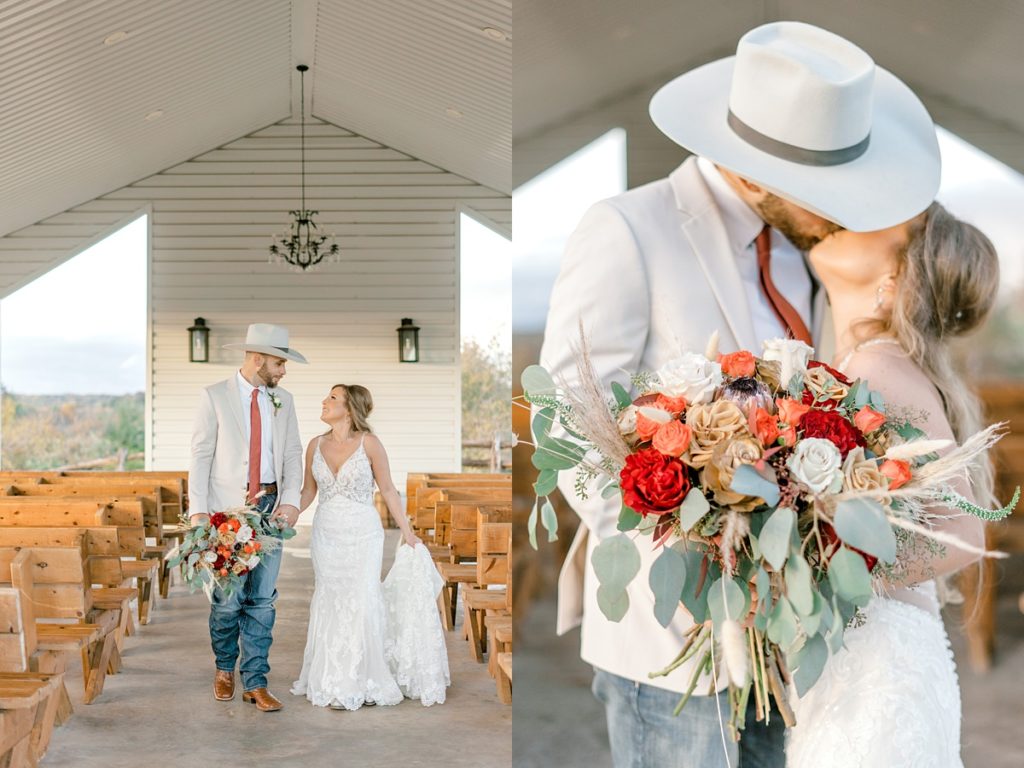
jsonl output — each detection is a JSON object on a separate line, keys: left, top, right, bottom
{"left": 189, "top": 317, "right": 210, "bottom": 362}
{"left": 397, "top": 318, "right": 420, "bottom": 363}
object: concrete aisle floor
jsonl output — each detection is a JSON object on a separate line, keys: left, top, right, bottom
{"left": 43, "top": 528, "right": 511, "bottom": 768}
{"left": 513, "top": 557, "right": 1024, "bottom": 768}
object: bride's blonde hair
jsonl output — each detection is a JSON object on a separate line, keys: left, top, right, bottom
{"left": 863, "top": 202, "right": 999, "bottom": 505}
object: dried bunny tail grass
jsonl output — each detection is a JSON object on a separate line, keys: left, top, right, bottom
{"left": 718, "top": 509, "right": 749, "bottom": 575}
{"left": 720, "top": 619, "right": 750, "bottom": 689}
{"left": 554, "top": 325, "right": 630, "bottom": 468}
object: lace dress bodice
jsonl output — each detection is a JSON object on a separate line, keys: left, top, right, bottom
{"left": 312, "top": 436, "right": 375, "bottom": 506}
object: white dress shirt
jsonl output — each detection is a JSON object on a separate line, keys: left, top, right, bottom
{"left": 696, "top": 156, "right": 813, "bottom": 346}
{"left": 235, "top": 371, "right": 276, "bottom": 483}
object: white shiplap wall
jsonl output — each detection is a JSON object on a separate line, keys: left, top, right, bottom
{"left": 0, "top": 117, "right": 510, "bottom": 485}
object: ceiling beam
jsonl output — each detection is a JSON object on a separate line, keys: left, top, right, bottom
{"left": 290, "top": 0, "right": 318, "bottom": 118}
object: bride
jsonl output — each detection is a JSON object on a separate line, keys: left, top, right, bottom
{"left": 786, "top": 202, "right": 999, "bottom": 767}
{"left": 290, "top": 383, "right": 450, "bottom": 709}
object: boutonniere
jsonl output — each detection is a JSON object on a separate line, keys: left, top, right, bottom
{"left": 267, "top": 389, "right": 282, "bottom": 414}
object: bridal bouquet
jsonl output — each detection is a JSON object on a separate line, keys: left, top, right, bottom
{"left": 523, "top": 334, "right": 1018, "bottom": 739}
{"left": 166, "top": 506, "right": 295, "bottom": 600}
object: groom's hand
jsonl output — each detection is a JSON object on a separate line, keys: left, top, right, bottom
{"left": 272, "top": 504, "right": 300, "bottom": 528}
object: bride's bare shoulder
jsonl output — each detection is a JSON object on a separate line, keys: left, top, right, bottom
{"left": 842, "top": 345, "right": 943, "bottom": 414}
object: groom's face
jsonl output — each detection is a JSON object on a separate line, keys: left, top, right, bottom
{"left": 257, "top": 355, "right": 287, "bottom": 387}
{"left": 757, "top": 193, "right": 843, "bottom": 252}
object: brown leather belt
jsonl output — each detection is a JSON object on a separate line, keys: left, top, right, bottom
{"left": 260, "top": 482, "right": 278, "bottom": 494}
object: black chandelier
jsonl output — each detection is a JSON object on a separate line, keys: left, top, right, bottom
{"left": 269, "top": 64, "right": 338, "bottom": 270}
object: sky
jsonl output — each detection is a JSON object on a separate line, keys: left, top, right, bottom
{"left": 1, "top": 215, "right": 148, "bottom": 395}
{"left": 512, "top": 126, "right": 1024, "bottom": 332}
{"left": 460, "top": 212, "right": 512, "bottom": 354}
{"left": 0, "top": 211, "right": 511, "bottom": 395}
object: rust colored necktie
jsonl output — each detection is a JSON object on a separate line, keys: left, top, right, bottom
{"left": 755, "top": 226, "right": 813, "bottom": 346}
{"left": 247, "top": 389, "right": 261, "bottom": 504}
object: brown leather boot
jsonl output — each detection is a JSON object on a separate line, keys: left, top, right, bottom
{"left": 213, "top": 670, "right": 235, "bottom": 701}
{"left": 242, "top": 687, "right": 283, "bottom": 712}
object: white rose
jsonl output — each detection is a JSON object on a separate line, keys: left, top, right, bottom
{"left": 203, "top": 551, "right": 218, "bottom": 563}
{"left": 236, "top": 524, "right": 254, "bottom": 544}
{"left": 761, "top": 338, "right": 814, "bottom": 390}
{"left": 787, "top": 437, "right": 843, "bottom": 494}
{"left": 655, "top": 352, "right": 723, "bottom": 404}
{"left": 617, "top": 405, "right": 638, "bottom": 437}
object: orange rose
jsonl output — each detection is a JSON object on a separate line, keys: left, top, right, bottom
{"left": 228, "top": 518, "right": 241, "bottom": 532}
{"left": 218, "top": 523, "right": 230, "bottom": 534}
{"left": 749, "top": 406, "right": 780, "bottom": 447}
{"left": 655, "top": 393, "right": 688, "bottom": 416}
{"left": 778, "top": 424, "right": 797, "bottom": 447}
{"left": 719, "top": 350, "right": 757, "bottom": 378}
{"left": 854, "top": 406, "right": 886, "bottom": 434}
{"left": 637, "top": 409, "right": 672, "bottom": 441}
{"left": 776, "top": 398, "right": 811, "bottom": 426}
{"left": 219, "top": 568, "right": 228, "bottom": 577}
{"left": 243, "top": 544, "right": 254, "bottom": 554}
{"left": 879, "top": 459, "right": 912, "bottom": 489}
{"left": 253, "top": 542, "right": 262, "bottom": 551}
{"left": 652, "top": 420, "right": 693, "bottom": 457}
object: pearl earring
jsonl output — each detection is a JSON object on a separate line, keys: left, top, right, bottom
{"left": 874, "top": 284, "right": 886, "bottom": 311}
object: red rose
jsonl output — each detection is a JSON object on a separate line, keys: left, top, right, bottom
{"left": 799, "top": 409, "right": 866, "bottom": 458}
{"left": 821, "top": 522, "right": 878, "bottom": 572}
{"left": 620, "top": 447, "right": 691, "bottom": 516}
{"left": 209, "top": 512, "right": 228, "bottom": 528}
{"left": 213, "top": 554, "right": 226, "bottom": 569}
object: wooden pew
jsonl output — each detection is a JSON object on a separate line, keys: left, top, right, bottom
{"left": 0, "top": 541, "right": 117, "bottom": 708}
{"left": 436, "top": 501, "right": 512, "bottom": 629}
{"left": 0, "top": 550, "right": 63, "bottom": 762}
{"left": 413, "top": 486, "right": 511, "bottom": 546}
{"left": 1, "top": 492, "right": 161, "bottom": 623}
{"left": 405, "top": 472, "right": 510, "bottom": 516}
{"left": 463, "top": 511, "right": 512, "bottom": 662}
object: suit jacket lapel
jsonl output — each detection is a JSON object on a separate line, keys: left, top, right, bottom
{"left": 224, "top": 378, "right": 247, "bottom": 439}
{"left": 271, "top": 394, "right": 282, "bottom": 474}
{"left": 670, "top": 161, "right": 758, "bottom": 352}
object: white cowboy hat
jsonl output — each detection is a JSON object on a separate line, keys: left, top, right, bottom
{"left": 224, "top": 323, "right": 308, "bottom": 364}
{"left": 649, "top": 21, "right": 940, "bottom": 232}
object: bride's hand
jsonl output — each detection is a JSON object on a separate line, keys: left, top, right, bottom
{"left": 403, "top": 531, "right": 422, "bottom": 548}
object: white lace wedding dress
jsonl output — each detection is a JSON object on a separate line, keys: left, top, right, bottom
{"left": 290, "top": 436, "right": 450, "bottom": 709}
{"left": 786, "top": 581, "right": 963, "bottom": 767}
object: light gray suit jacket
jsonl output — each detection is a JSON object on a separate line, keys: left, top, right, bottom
{"left": 539, "top": 156, "right": 829, "bottom": 692}
{"left": 188, "top": 378, "right": 303, "bottom": 516}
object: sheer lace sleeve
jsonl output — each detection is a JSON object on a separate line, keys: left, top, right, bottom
{"left": 843, "top": 347, "right": 985, "bottom": 586}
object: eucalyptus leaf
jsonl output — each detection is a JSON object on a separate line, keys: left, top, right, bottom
{"left": 637, "top": 514, "right": 659, "bottom": 535}
{"left": 531, "top": 438, "right": 585, "bottom": 471}
{"left": 534, "top": 468, "right": 558, "bottom": 496}
{"left": 540, "top": 500, "right": 559, "bottom": 542}
{"left": 833, "top": 498, "right": 897, "bottom": 563}
{"left": 528, "top": 502, "right": 539, "bottom": 550}
{"left": 758, "top": 506, "right": 795, "bottom": 570}
{"left": 610, "top": 381, "right": 633, "bottom": 409}
{"left": 787, "top": 372, "right": 805, "bottom": 399}
{"left": 869, "top": 389, "right": 885, "bottom": 410}
{"left": 826, "top": 596, "right": 845, "bottom": 653}
{"left": 617, "top": 505, "right": 642, "bottom": 532}
{"left": 532, "top": 407, "right": 557, "bottom": 443}
{"left": 679, "top": 551, "right": 717, "bottom": 624}
{"left": 649, "top": 548, "right": 687, "bottom": 628}
{"left": 828, "top": 546, "right": 873, "bottom": 606}
{"left": 785, "top": 552, "right": 815, "bottom": 616}
{"left": 521, "top": 365, "right": 557, "bottom": 397}
{"left": 730, "top": 464, "right": 780, "bottom": 507}
{"left": 678, "top": 488, "right": 711, "bottom": 532}
{"left": 591, "top": 534, "right": 641, "bottom": 591}
{"left": 707, "top": 576, "right": 747, "bottom": 629}
{"left": 601, "top": 481, "right": 621, "bottom": 500}
{"left": 799, "top": 591, "right": 825, "bottom": 637}
{"left": 791, "top": 634, "right": 829, "bottom": 697}
{"left": 596, "top": 584, "right": 630, "bottom": 622}
{"left": 767, "top": 596, "right": 798, "bottom": 648}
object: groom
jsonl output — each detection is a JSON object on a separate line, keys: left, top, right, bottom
{"left": 540, "top": 21, "right": 941, "bottom": 768}
{"left": 188, "top": 323, "right": 306, "bottom": 712}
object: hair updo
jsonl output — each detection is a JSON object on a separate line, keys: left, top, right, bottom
{"left": 333, "top": 384, "right": 374, "bottom": 433}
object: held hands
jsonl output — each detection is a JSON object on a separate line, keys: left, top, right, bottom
{"left": 271, "top": 504, "right": 301, "bottom": 528}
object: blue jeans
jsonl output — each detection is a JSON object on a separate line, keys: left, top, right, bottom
{"left": 208, "top": 493, "right": 283, "bottom": 691}
{"left": 592, "top": 668, "right": 785, "bottom": 768}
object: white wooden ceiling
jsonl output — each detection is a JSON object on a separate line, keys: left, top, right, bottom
{"left": 0, "top": 0, "right": 511, "bottom": 239}
{"left": 516, "top": 0, "right": 1024, "bottom": 173}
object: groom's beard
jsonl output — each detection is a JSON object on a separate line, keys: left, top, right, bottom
{"left": 257, "top": 363, "right": 282, "bottom": 388}
{"left": 757, "top": 194, "right": 843, "bottom": 252}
